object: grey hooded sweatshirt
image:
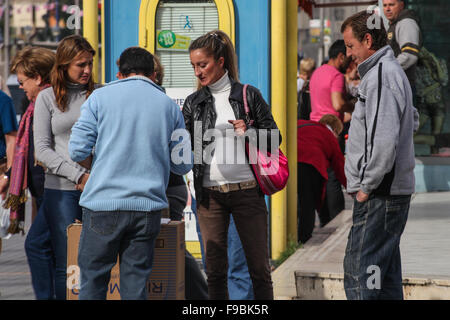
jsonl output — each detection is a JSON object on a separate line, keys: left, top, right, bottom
{"left": 345, "top": 45, "right": 419, "bottom": 196}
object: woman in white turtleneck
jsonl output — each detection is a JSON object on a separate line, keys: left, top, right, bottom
{"left": 202, "top": 70, "right": 255, "bottom": 188}
{"left": 183, "top": 30, "right": 280, "bottom": 300}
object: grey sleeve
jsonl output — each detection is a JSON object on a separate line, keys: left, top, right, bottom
{"left": 33, "top": 93, "right": 86, "bottom": 184}
{"left": 396, "top": 18, "right": 421, "bottom": 70}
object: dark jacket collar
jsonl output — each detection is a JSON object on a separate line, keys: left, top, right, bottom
{"left": 357, "top": 45, "right": 394, "bottom": 79}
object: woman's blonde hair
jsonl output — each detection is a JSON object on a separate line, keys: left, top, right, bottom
{"left": 319, "top": 114, "right": 343, "bottom": 136}
{"left": 10, "top": 46, "right": 55, "bottom": 85}
{"left": 189, "top": 30, "right": 239, "bottom": 88}
{"left": 299, "top": 58, "right": 316, "bottom": 77}
{"left": 51, "top": 35, "right": 96, "bottom": 112}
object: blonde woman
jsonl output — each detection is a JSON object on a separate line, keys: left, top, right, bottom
{"left": 4, "top": 46, "right": 55, "bottom": 299}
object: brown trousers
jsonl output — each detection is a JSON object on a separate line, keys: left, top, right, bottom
{"left": 197, "top": 186, "right": 273, "bottom": 300}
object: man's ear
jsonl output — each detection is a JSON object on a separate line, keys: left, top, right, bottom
{"left": 364, "top": 33, "right": 373, "bottom": 50}
{"left": 117, "top": 72, "right": 124, "bottom": 79}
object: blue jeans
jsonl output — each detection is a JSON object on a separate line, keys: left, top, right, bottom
{"left": 227, "top": 216, "right": 254, "bottom": 300}
{"left": 41, "top": 189, "right": 82, "bottom": 300}
{"left": 24, "top": 196, "right": 56, "bottom": 300}
{"left": 78, "top": 208, "right": 162, "bottom": 300}
{"left": 343, "top": 195, "right": 411, "bottom": 300}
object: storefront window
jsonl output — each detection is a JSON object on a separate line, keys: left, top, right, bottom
{"left": 155, "top": 0, "right": 218, "bottom": 88}
{"left": 408, "top": 0, "right": 450, "bottom": 156}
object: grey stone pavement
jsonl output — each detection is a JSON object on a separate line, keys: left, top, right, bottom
{"left": 1, "top": 191, "right": 450, "bottom": 300}
{"left": 272, "top": 190, "right": 450, "bottom": 299}
{"left": 0, "top": 200, "right": 34, "bottom": 300}
{"left": 400, "top": 192, "right": 450, "bottom": 278}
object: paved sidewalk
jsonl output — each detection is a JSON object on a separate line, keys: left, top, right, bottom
{"left": 2, "top": 192, "right": 449, "bottom": 300}
{"left": 273, "top": 191, "right": 450, "bottom": 299}
{"left": 0, "top": 200, "right": 34, "bottom": 300}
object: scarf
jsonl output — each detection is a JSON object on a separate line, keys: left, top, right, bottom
{"left": 4, "top": 99, "right": 38, "bottom": 234}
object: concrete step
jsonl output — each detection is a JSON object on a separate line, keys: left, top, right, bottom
{"left": 273, "top": 192, "right": 450, "bottom": 300}
{"left": 295, "top": 270, "right": 450, "bottom": 300}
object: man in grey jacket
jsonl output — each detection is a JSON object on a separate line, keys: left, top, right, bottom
{"left": 341, "top": 11, "right": 419, "bottom": 300}
{"left": 383, "top": 0, "right": 422, "bottom": 86}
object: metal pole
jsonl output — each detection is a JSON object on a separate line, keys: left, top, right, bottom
{"left": 313, "top": 1, "right": 378, "bottom": 8}
{"left": 286, "top": 0, "right": 299, "bottom": 244}
{"left": 4, "top": 0, "right": 9, "bottom": 83}
{"left": 75, "top": 0, "right": 80, "bottom": 35}
{"left": 55, "top": 0, "right": 60, "bottom": 41}
{"left": 271, "top": 0, "right": 288, "bottom": 260}
{"left": 319, "top": 6, "right": 324, "bottom": 65}
{"left": 83, "top": 0, "right": 99, "bottom": 83}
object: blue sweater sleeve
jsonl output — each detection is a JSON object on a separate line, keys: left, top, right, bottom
{"left": 69, "top": 94, "right": 98, "bottom": 162}
{"left": 1, "top": 94, "right": 18, "bottom": 134}
{"left": 169, "top": 106, "right": 193, "bottom": 176}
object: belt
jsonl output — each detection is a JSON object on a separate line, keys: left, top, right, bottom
{"left": 206, "top": 180, "right": 257, "bottom": 193}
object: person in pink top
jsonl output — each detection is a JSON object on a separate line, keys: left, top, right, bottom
{"left": 310, "top": 40, "right": 355, "bottom": 123}
{"left": 309, "top": 40, "right": 356, "bottom": 228}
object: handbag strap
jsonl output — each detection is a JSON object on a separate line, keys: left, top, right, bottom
{"left": 242, "top": 84, "right": 253, "bottom": 125}
{"left": 243, "top": 84, "right": 250, "bottom": 114}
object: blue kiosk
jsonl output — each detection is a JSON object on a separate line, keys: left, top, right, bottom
{"left": 91, "top": 0, "right": 299, "bottom": 260}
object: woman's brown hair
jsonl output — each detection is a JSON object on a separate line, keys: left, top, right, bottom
{"left": 189, "top": 30, "right": 239, "bottom": 88}
{"left": 10, "top": 46, "right": 55, "bottom": 85}
{"left": 319, "top": 114, "right": 344, "bottom": 137}
{"left": 51, "top": 35, "right": 96, "bottom": 112}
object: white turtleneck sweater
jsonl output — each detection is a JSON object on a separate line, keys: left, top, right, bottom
{"left": 203, "top": 72, "right": 255, "bottom": 187}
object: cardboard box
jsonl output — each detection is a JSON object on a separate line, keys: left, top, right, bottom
{"left": 67, "top": 221, "right": 185, "bottom": 300}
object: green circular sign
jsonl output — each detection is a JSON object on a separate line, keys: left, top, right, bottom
{"left": 158, "top": 30, "right": 176, "bottom": 48}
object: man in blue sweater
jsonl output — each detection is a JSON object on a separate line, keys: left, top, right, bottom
{"left": 69, "top": 47, "right": 193, "bottom": 300}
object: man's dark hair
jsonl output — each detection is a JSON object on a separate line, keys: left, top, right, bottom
{"left": 118, "top": 47, "right": 154, "bottom": 77}
{"left": 328, "top": 40, "right": 346, "bottom": 59}
{"left": 341, "top": 11, "right": 387, "bottom": 51}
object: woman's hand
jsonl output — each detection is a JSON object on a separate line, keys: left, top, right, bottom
{"left": 0, "top": 175, "right": 9, "bottom": 200}
{"left": 76, "top": 173, "right": 90, "bottom": 192}
{"left": 228, "top": 119, "right": 247, "bottom": 136}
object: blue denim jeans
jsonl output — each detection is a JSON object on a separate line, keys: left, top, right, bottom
{"left": 78, "top": 208, "right": 162, "bottom": 300}
{"left": 343, "top": 195, "right": 411, "bottom": 300}
{"left": 39, "top": 189, "right": 82, "bottom": 300}
{"left": 24, "top": 196, "right": 56, "bottom": 300}
{"left": 227, "top": 215, "right": 254, "bottom": 300}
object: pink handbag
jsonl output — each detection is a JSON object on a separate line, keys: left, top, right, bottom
{"left": 243, "top": 84, "right": 289, "bottom": 195}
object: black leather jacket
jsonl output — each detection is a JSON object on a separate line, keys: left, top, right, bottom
{"left": 182, "top": 79, "right": 281, "bottom": 203}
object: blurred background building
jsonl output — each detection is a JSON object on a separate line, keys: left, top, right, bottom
{"left": 298, "top": 0, "right": 450, "bottom": 156}
{"left": 0, "top": 0, "right": 448, "bottom": 156}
